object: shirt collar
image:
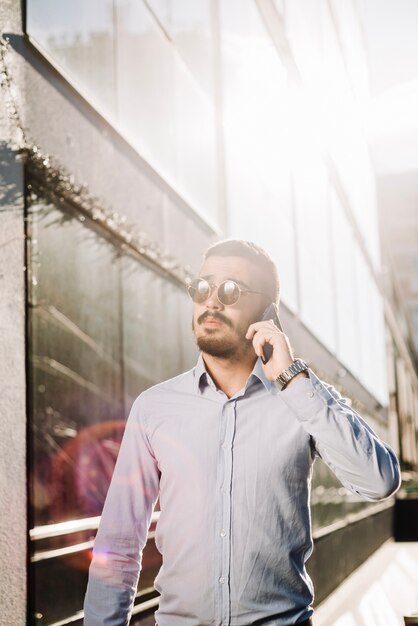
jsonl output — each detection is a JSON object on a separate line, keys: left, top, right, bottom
{"left": 193, "top": 353, "right": 274, "bottom": 395}
{"left": 250, "top": 356, "right": 274, "bottom": 392}
{"left": 194, "top": 354, "right": 210, "bottom": 393}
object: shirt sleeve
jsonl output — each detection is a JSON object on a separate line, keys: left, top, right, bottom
{"left": 84, "top": 396, "right": 160, "bottom": 626}
{"left": 279, "top": 370, "right": 401, "bottom": 501}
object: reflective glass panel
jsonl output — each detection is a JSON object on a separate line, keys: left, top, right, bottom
{"left": 121, "top": 255, "right": 197, "bottom": 407}
{"left": 220, "top": 0, "right": 298, "bottom": 310}
{"left": 331, "top": 190, "right": 361, "bottom": 378}
{"left": 115, "top": 0, "right": 219, "bottom": 221}
{"left": 28, "top": 199, "right": 124, "bottom": 527}
{"left": 26, "top": 0, "right": 117, "bottom": 116}
{"left": 27, "top": 185, "right": 196, "bottom": 625}
{"left": 27, "top": 0, "right": 220, "bottom": 224}
{"left": 146, "top": 0, "right": 215, "bottom": 98}
{"left": 295, "top": 160, "right": 336, "bottom": 351}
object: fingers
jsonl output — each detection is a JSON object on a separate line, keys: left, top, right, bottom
{"left": 246, "top": 321, "right": 294, "bottom": 376}
{"left": 246, "top": 320, "right": 282, "bottom": 359}
{"left": 245, "top": 319, "right": 280, "bottom": 341}
{"left": 253, "top": 330, "right": 279, "bottom": 359}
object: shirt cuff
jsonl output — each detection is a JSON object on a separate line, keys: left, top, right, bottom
{"left": 278, "top": 369, "right": 335, "bottom": 421}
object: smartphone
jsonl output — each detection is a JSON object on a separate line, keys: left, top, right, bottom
{"left": 261, "top": 302, "right": 283, "bottom": 363}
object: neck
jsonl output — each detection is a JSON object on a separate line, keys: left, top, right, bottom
{"left": 201, "top": 347, "right": 257, "bottom": 398}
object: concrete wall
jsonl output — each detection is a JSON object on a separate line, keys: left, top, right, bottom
{"left": 0, "top": 151, "right": 27, "bottom": 626}
{"left": 0, "top": 4, "right": 27, "bottom": 625}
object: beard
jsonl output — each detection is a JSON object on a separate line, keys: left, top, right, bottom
{"left": 197, "top": 333, "right": 246, "bottom": 359}
{"left": 193, "top": 310, "right": 252, "bottom": 359}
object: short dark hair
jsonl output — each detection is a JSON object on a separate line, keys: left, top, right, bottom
{"left": 204, "top": 239, "right": 280, "bottom": 303}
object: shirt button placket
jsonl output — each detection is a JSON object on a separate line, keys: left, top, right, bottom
{"left": 218, "top": 400, "right": 236, "bottom": 625}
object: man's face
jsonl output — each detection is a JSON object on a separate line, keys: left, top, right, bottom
{"left": 192, "top": 255, "right": 268, "bottom": 359}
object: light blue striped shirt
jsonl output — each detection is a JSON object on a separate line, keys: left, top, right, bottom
{"left": 84, "top": 356, "right": 400, "bottom": 626}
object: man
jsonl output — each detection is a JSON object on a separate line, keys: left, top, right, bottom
{"left": 84, "top": 239, "right": 400, "bottom": 626}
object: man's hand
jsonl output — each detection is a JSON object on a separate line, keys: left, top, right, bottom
{"left": 246, "top": 319, "right": 308, "bottom": 387}
{"left": 245, "top": 319, "right": 294, "bottom": 380}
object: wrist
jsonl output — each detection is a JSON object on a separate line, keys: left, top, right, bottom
{"left": 284, "top": 371, "right": 309, "bottom": 388}
{"left": 274, "top": 358, "right": 309, "bottom": 390}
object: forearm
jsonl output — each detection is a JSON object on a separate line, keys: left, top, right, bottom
{"left": 280, "top": 370, "right": 401, "bottom": 500}
{"left": 84, "top": 397, "right": 160, "bottom": 624}
{"left": 84, "top": 514, "right": 146, "bottom": 624}
{"left": 84, "top": 560, "right": 139, "bottom": 626}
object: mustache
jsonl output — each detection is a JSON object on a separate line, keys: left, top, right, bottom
{"left": 197, "top": 310, "right": 233, "bottom": 329}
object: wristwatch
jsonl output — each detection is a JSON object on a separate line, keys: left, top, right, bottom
{"left": 275, "top": 359, "right": 309, "bottom": 390}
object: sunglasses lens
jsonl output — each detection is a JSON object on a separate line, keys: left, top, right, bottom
{"left": 188, "top": 279, "right": 211, "bottom": 303}
{"left": 218, "top": 280, "right": 240, "bottom": 305}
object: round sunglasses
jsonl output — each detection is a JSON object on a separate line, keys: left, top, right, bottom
{"left": 187, "top": 278, "right": 264, "bottom": 306}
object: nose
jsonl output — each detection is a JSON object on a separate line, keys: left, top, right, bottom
{"left": 204, "top": 286, "right": 224, "bottom": 310}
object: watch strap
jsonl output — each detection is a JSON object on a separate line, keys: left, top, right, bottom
{"left": 275, "top": 359, "right": 309, "bottom": 390}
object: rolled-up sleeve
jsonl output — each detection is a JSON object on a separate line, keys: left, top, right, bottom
{"left": 279, "top": 370, "right": 401, "bottom": 501}
{"left": 84, "top": 397, "right": 160, "bottom": 626}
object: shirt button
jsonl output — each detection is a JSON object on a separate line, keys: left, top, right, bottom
{"left": 220, "top": 529, "right": 226, "bottom": 537}
{"left": 219, "top": 576, "right": 225, "bottom": 584}
{"left": 308, "top": 391, "right": 315, "bottom": 398}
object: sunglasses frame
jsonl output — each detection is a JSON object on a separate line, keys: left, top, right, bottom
{"left": 187, "top": 278, "right": 264, "bottom": 306}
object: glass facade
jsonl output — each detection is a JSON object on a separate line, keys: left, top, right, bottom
{"left": 27, "top": 0, "right": 117, "bottom": 116}
{"left": 26, "top": 179, "right": 381, "bottom": 625}
{"left": 26, "top": 0, "right": 220, "bottom": 224}
{"left": 24, "top": 0, "right": 396, "bottom": 623}
{"left": 25, "top": 0, "right": 390, "bottom": 405}
{"left": 27, "top": 184, "right": 197, "bottom": 624}
{"left": 218, "top": 0, "right": 388, "bottom": 405}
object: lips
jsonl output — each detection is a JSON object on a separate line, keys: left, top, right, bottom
{"left": 197, "top": 311, "right": 233, "bottom": 329}
{"left": 202, "top": 316, "right": 223, "bottom": 326}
